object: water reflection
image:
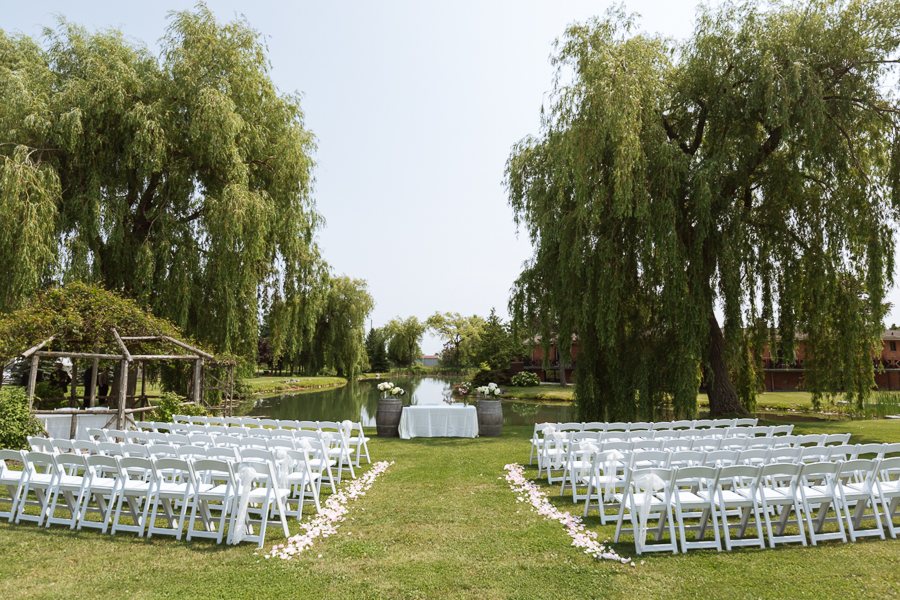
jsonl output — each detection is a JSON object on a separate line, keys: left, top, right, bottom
{"left": 248, "top": 376, "right": 574, "bottom": 427}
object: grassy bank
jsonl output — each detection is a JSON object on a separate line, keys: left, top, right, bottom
{"left": 2, "top": 420, "right": 900, "bottom": 599}
{"left": 243, "top": 375, "right": 347, "bottom": 395}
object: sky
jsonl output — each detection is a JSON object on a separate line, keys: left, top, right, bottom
{"left": 4, "top": 0, "right": 900, "bottom": 354}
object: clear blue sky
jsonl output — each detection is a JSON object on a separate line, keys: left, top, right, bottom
{"left": 5, "top": 1, "right": 899, "bottom": 353}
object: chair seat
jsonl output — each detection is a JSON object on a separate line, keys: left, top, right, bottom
{"left": 247, "top": 487, "right": 290, "bottom": 502}
{"left": 157, "top": 482, "right": 190, "bottom": 497}
{"left": 716, "top": 490, "right": 753, "bottom": 504}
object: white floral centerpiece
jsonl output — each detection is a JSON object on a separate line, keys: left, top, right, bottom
{"left": 476, "top": 382, "right": 502, "bottom": 399}
{"left": 377, "top": 381, "right": 406, "bottom": 399}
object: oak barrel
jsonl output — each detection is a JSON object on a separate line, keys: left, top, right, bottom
{"left": 376, "top": 398, "right": 403, "bottom": 437}
{"left": 476, "top": 399, "right": 503, "bottom": 437}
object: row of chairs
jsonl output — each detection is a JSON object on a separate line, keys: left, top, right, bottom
{"left": 0, "top": 448, "right": 324, "bottom": 548}
{"left": 596, "top": 458, "right": 900, "bottom": 555}
{"left": 87, "top": 424, "right": 370, "bottom": 470}
{"left": 558, "top": 443, "right": 900, "bottom": 505}
{"left": 535, "top": 419, "right": 759, "bottom": 434}
{"left": 536, "top": 429, "right": 827, "bottom": 472}
{"left": 169, "top": 416, "right": 348, "bottom": 431}
{"left": 531, "top": 424, "right": 787, "bottom": 465}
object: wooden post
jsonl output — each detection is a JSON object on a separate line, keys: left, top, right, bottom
{"left": 89, "top": 357, "right": 99, "bottom": 407}
{"left": 117, "top": 359, "right": 128, "bottom": 429}
{"left": 70, "top": 359, "right": 78, "bottom": 408}
{"left": 140, "top": 361, "right": 147, "bottom": 419}
{"left": 27, "top": 355, "right": 39, "bottom": 409}
{"left": 193, "top": 359, "right": 202, "bottom": 405}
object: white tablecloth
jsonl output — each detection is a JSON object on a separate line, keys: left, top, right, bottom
{"left": 37, "top": 410, "right": 117, "bottom": 441}
{"left": 399, "top": 405, "right": 479, "bottom": 439}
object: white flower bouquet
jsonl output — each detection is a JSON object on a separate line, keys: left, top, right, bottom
{"left": 476, "top": 382, "right": 502, "bottom": 399}
{"left": 377, "top": 381, "right": 406, "bottom": 398}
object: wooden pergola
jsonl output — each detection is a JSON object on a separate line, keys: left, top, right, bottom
{"left": 20, "top": 329, "right": 233, "bottom": 431}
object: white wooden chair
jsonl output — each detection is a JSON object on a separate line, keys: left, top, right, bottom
{"left": 0, "top": 449, "right": 26, "bottom": 522}
{"left": 77, "top": 454, "right": 121, "bottom": 533}
{"left": 756, "top": 463, "right": 807, "bottom": 548}
{"left": 228, "top": 460, "right": 290, "bottom": 548}
{"left": 671, "top": 465, "right": 722, "bottom": 552}
{"left": 14, "top": 451, "right": 57, "bottom": 525}
{"left": 45, "top": 453, "right": 90, "bottom": 529}
{"left": 146, "top": 458, "right": 196, "bottom": 540}
{"left": 110, "top": 456, "right": 155, "bottom": 537}
{"left": 347, "top": 422, "right": 371, "bottom": 467}
{"left": 711, "top": 464, "right": 766, "bottom": 550}
{"left": 187, "top": 459, "right": 236, "bottom": 544}
{"left": 873, "top": 456, "right": 900, "bottom": 538}
{"left": 614, "top": 467, "right": 678, "bottom": 554}
{"left": 797, "top": 461, "right": 846, "bottom": 545}
{"left": 835, "top": 458, "right": 885, "bottom": 542}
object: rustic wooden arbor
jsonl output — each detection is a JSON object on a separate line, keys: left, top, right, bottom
{"left": 21, "top": 329, "right": 234, "bottom": 431}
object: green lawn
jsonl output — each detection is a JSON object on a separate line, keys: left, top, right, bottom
{"left": 2, "top": 421, "right": 900, "bottom": 599}
{"left": 243, "top": 375, "right": 347, "bottom": 395}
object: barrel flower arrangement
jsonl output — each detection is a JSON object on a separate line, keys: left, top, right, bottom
{"left": 375, "top": 381, "right": 406, "bottom": 437}
{"left": 475, "top": 383, "right": 503, "bottom": 437}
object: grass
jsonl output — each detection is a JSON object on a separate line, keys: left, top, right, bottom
{"left": 503, "top": 385, "right": 576, "bottom": 401}
{"left": 242, "top": 375, "right": 347, "bottom": 395}
{"left": 3, "top": 420, "right": 900, "bottom": 598}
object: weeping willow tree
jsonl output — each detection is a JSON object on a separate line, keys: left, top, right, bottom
{"left": 0, "top": 4, "right": 323, "bottom": 359}
{"left": 507, "top": 1, "right": 900, "bottom": 419}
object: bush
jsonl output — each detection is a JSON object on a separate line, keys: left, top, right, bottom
{"left": 510, "top": 372, "right": 541, "bottom": 387}
{"left": 152, "top": 392, "right": 208, "bottom": 423}
{"left": 0, "top": 386, "right": 46, "bottom": 450}
{"left": 233, "top": 378, "right": 254, "bottom": 400}
{"left": 471, "top": 369, "right": 511, "bottom": 388}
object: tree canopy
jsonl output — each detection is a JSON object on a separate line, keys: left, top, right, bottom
{"left": 506, "top": 0, "right": 900, "bottom": 419}
{"left": 0, "top": 4, "right": 323, "bottom": 359}
{"left": 384, "top": 316, "right": 427, "bottom": 369}
{"left": 426, "top": 312, "right": 485, "bottom": 370}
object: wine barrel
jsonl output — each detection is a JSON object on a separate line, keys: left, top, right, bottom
{"left": 476, "top": 399, "right": 503, "bottom": 437}
{"left": 376, "top": 398, "right": 403, "bottom": 437}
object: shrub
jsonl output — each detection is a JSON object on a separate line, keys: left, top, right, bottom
{"left": 0, "top": 386, "right": 46, "bottom": 450}
{"left": 510, "top": 372, "right": 541, "bottom": 387}
{"left": 472, "top": 369, "right": 511, "bottom": 388}
{"left": 152, "top": 392, "right": 207, "bottom": 423}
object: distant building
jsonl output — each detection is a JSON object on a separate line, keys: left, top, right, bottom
{"left": 417, "top": 355, "right": 440, "bottom": 367}
{"left": 511, "top": 330, "right": 900, "bottom": 391}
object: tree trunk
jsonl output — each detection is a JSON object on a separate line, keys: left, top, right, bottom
{"left": 706, "top": 315, "right": 750, "bottom": 416}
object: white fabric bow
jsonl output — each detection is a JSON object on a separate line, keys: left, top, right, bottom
{"left": 634, "top": 472, "right": 666, "bottom": 550}
{"left": 231, "top": 465, "right": 257, "bottom": 545}
{"left": 603, "top": 451, "right": 625, "bottom": 502}
{"left": 274, "top": 449, "right": 294, "bottom": 489}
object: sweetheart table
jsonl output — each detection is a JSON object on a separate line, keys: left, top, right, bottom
{"left": 398, "top": 404, "right": 479, "bottom": 439}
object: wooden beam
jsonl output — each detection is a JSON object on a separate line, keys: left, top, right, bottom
{"left": 193, "top": 359, "right": 202, "bottom": 405}
{"left": 119, "top": 336, "right": 163, "bottom": 341}
{"left": 27, "top": 355, "right": 39, "bottom": 410}
{"left": 117, "top": 359, "right": 128, "bottom": 429}
{"left": 162, "top": 336, "right": 215, "bottom": 360}
{"left": 36, "top": 351, "right": 123, "bottom": 360}
{"left": 130, "top": 354, "right": 199, "bottom": 360}
{"left": 111, "top": 328, "right": 133, "bottom": 363}
{"left": 21, "top": 336, "right": 55, "bottom": 359}
{"left": 89, "top": 357, "right": 99, "bottom": 408}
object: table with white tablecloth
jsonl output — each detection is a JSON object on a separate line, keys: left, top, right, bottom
{"left": 36, "top": 409, "right": 118, "bottom": 441}
{"left": 398, "top": 404, "right": 479, "bottom": 439}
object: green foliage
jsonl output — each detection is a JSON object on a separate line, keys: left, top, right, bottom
{"left": 0, "top": 282, "right": 192, "bottom": 366}
{"left": 365, "top": 328, "right": 390, "bottom": 373}
{"left": 507, "top": 1, "right": 900, "bottom": 420}
{"left": 384, "top": 316, "right": 427, "bottom": 369}
{"left": 302, "top": 276, "right": 374, "bottom": 378}
{"left": 0, "top": 386, "right": 46, "bottom": 450}
{"left": 0, "top": 5, "right": 324, "bottom": 360}
{"left": 471, "top": 369, "right": 511, "bottom": 388}
{"left": 510, "top": 372, "right": 541, "bottom": 387}
{"left": 151, "top": 392, "right": 206, "bottom": 423}
{"left": 472, "top": 308, "right": 515, "bottom": 371}
{"left": 426, "top": 312, "right": 485, "bottom": 369}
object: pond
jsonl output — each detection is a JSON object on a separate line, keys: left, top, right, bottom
{"left": 247, "top": 376, "right": 574, "bottom": 427}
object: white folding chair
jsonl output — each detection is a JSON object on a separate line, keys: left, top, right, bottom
{"left": 799, "top": 446, "right": 833, "bottom": 465}
{"left": 690, "top": 438, "right": 722, "bottom": 452}
{"left": 28, "top": 436, "right": 53, "bottom": 452}
{"left": 267, "top": 439, "right": 295, "bottom": 452}
{"left": 662, "top": 439, "right": 692, "bottom": 452}
{"left": 881, "top": 443, "right": 900, "bottom": 459}
{"left": 240, "top": 438, "right": 268, "bottom": 451}
{"left": 223, "top": 417, "right": 243, "bottom": 428}
{"left": 630, "top": 450, "right": 671, "bottom": 470}
{"left": 582, "top": 422, "right": 608, "bottom": 433}
{"left": 712, "top": 464, "right": 766, "bottom": 550}
{"left": 283, "top": 447, "right": 322, "bottom": 516}
{"left": 106, "top": 429, "right": 129, "bottom": 443}
{"left": 538, "top": 430, "right": 568, "bottom": 483}
{"left": 168, "top": 434, "right": 191, "bottom": 446}
{"left": 770, "top": 424, "right": 794, "bottom": 436}
{"left": 873, "top": 456, "right": 900, "bottom": 538}
{"left": 187, "top": 459, "right": 236, "bottom": 544}
{"left": 97, "top": 441, "right": 123, "bottom": 457}
{"left": 768, "top": 447, "right": 802, "bottom": 464}
{"left": 257, "top": 418, "right": 280, "bottom": 430}
{"left": 852, "top": 443, "right": 887, "bottom": 460}
{"left": 631, "top": 440, "right": 664, "bottom": 452}
{"left": 757, "top": 463, "right": 807, "bottom": 548}
{"left": 228, "top": 460, "right": 290, "bottom": 548}
{"left": 703, "top": 450, "right": 739, "bottom": 468}
{"left": 125, "top": 431, "right": 149, "bottom": 445}
{"left": 73, "top": 441, "right": 98, "bottom": 455}
{"left": 718, "top": 438, "right": 748, "bottom": 452}
{"left": 628, "top": 422, "right": 652, "bottom": 432}
{"left": 146, "top": 458, "right": 196, "bottom": 540}
{"left": 86, "top": 428, "right": 109, "bottom": 442}
{"left": 51, "top": 439, "right": 76, "bottom": 454}
{"left": 45, "top": 453, "right": 90, "bottom": 529}
{"left": 208, "top": 447, "right": 240, "bottom": 462}
{"left": 206, "top": 417, "right": 225, "bottom": 427}
{"left": 77, "top": 454, "right": 122, "bottom": 533}
{"left": 0, "top": 450, "right": 26, "bottom": 522}
{"left": 796, "top": 434, "right": 826, "bottom": 447}
{"left": 14, "top": 451, "right": 57, "bottom": 525}
{"left": 738, "top": 448, "right": 771, "bottom": 467}
{"left": 559, "top": 436, "right": 600, "bottom": 500}
{"left": 733, "top": 418, "right": 758, "bottom": 427}
{"left": 797, "top": 461, "right": 846, "bottom": 545}
{"left": 614, "top": 467, "right": 678, "bottom": 555}
{"left": 347, "top": 422, "right": 371, "bottom": 467}
{"left": 178, "top": 446, "right": 208, "bottom": 461}
{"left": 215, "top": 435, "right": 242, "bottom": 449}
{"left": 188, "top": 416, "right": 208, "bottom": 425}
{"left": 582, "top": 449, "right": 628, "bottom": 524}
{"left": 835, "top": 458, "right": 885, "bottom": 542}
{"left": 207, "top": 425, "right": 229, "bottom": 435}
{"left": 186, "top": 424, "right": 209, "bottom": 434}
{"left": 110, "top": 456, "right": 155, "bottom": 537}
{"left": 669, "top": 450, "right": 706, "bottom": 469}
{"left": 671, "top": 465, "right": 722, "bottom": 552}
{"left": 189, "top": 433, "right": 217, "bottom": 448}
{"left": 692, "top": 419, "right": 716, "bottom": 430}
{"left": 278, "top": 420, "right": 301, "bottom": 430}
{"left": 824, "top": 433, "right": 851, "bottom": 447}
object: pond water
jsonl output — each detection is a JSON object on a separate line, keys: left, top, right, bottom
{"left": 247, "top": 376, "right": 574, "bottom": 427}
